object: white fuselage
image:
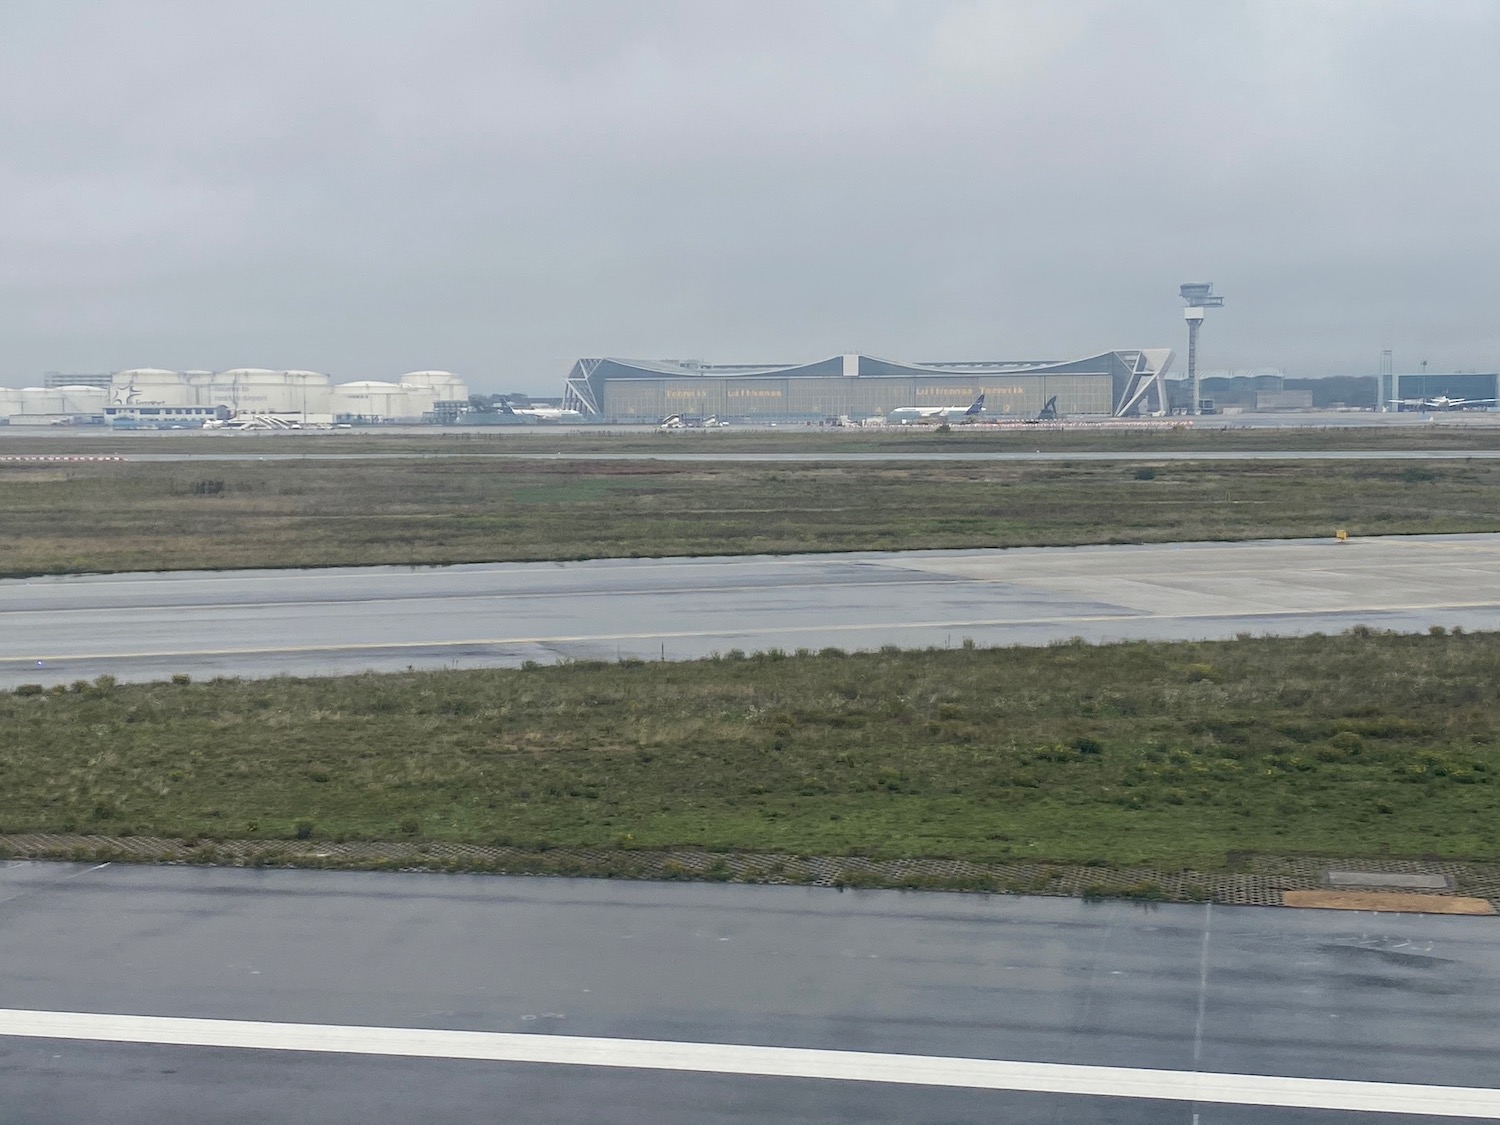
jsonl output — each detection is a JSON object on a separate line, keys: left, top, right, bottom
{"left": 886, "top": 404, "right": 978, "bottom": 425}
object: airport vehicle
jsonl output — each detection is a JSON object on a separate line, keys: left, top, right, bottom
{"left": 1389, "top": 394, "right": 1497, "bottom": 412}
{"left": 885, "top": 394, "right": 985, "bottom": 425}
{"left": 659, "top": 414, "right": 728, "bottom": 429}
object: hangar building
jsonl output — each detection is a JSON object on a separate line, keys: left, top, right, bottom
{"left": 562, "top": 350, "right": 1175, "bottom": 422}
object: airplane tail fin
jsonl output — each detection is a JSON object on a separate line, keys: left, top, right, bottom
{"left": 965, "top": 394, "right": 985, "bottom": 416}
{"left": 1036, "top": 395, "right": 1059, "bottom": 421}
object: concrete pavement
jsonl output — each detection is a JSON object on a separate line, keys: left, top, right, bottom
{"left": 1, "top": 863, "right": 1497, "bottom": 1123}
{"left": 2, "top": 534, "right": 1499, "bottom": 686}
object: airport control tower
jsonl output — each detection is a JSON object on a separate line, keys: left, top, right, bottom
{"left": 1180, "top": 283, "right": 1224, "bottom": 414}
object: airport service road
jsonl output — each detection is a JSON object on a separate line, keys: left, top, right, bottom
{"left": 1, "top": 864, "right": 1498, "bottom": 1124}
{"left": 3, "top": 534, "right": 1500, "bottom": 687}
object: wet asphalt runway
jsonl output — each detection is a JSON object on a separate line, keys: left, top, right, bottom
{"left": 8, "top": 447, "right": 1500, "bottom": 462}
{"left": 2, "top": 534, "right": 1499, "bottom": 687}
{"left": 1, "top": 863, "right": 1497, "bottom": 1123}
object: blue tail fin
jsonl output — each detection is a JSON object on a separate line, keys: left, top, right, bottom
{"left": 965, "top": 394, "right": 985, "bottom": 416}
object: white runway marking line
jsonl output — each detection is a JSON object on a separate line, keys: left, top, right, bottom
{"left": 2, "top": 1010, "right": 1499, "bottom": 1117}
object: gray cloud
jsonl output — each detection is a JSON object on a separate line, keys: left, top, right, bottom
{"left": 2, "top": 0, "right": 1497, "bottom": 391}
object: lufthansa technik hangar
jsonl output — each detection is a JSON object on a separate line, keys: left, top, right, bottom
{"left": 561, "top": 350, "right": 1175, "bottom": 422}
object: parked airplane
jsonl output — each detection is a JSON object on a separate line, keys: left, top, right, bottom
{"left": 886, "top": 394, "right": 985, "bottom": 425}
{"left": 499, "top": 400, "right": 584, "bottom": 422}
{"left": 1023, "top": 395, "right": 1060, "bottom": 423}
{"left": 204, "top": 415, "right": 307, "bottom": 430}
{"left": 1390, "top": 394, "right": 1497, "bottom": 412}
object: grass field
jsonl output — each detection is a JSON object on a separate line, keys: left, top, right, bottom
{"left": 3, "top": 456, "right": 1500, "bottom": 576}
{"left": 3, "top": 631, "right": 1497, "bottom": 870}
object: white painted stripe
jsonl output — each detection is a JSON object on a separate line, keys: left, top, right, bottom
{"left": 1, "top": 1009, "right": 1498, "bottom": 1116}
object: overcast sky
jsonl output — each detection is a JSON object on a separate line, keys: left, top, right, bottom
{"left": 2, "top": 1, "right": 1497, "bottom": 392}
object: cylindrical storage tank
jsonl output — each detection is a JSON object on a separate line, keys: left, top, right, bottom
{"left": 181, "top": 371, "right": 215, "bottom": 406}
{"left": 280, "top": 370, "right": 334, "bottom": 417}
{"left": 208, "top": 369, "right": 284, "bottom": 414}
{"left": 332, "top": 381, "right": 411, "bottom": 422}
{"left": 398, "top": 371, "right": 469, "bottom": 401}
{"left": 55, "top": 385, "right": 108, "bottom": 413}
{"left": 112, "top": 368, "right": 194, "bottom": 407}
{"left": 395, "top": 382, "right": 441, "bottom": 419}
{"left": 19, "top": 387, "right": 66, "bottom": 414}
{"left": 208, "top": 369, "right": 332, "bottom": 418}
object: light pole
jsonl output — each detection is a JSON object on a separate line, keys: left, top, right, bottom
{"left": 1180, "top": 283, "right": 1224, "bottom": 415}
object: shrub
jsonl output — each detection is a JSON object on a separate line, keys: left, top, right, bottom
{"left": 171, "top": 673, "right": 192, "bottom": 685}
{"left": 293, "top": 820, "right": 315, "bottom": 840}
{"left": 1328, "top": 730, "right": 1364, "bottom": 756}
{"left": 1183, "top": 663, "right": 1224, "bottom": 684}
{"left": 14, "top": 684, "right": 45, "bottom": 696}
{"left": 1134, "top": 467, "right": 1157, "bottom": 481}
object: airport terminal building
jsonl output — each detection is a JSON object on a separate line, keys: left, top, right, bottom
{"left": 562, "top": 350, "right": 1176, "bottom": 422}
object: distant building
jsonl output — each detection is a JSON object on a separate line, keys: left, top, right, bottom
{"left": 1201, "top": 373, "right": 1379, "bottom": 411}
{"left": 562, "top": 351, "right": 1176, "bottom": 422}
{"left": 1255, "top": 390, "right": 1315, "bottom": 411}
{"left": 1393, "top": 372, "right": 1498, "bottom": 408}
{"left": 42, "top": 371, "right": 112, "bottom": 389}
{"left": 0, "top": 369, "right": 470, "bottom": 426}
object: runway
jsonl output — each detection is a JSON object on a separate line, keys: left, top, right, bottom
{"left": 9, "top": 447, "right": 1500, "bottom": 463}
{"left": 1, "top": 863, "right": 1497, "bottom": 1123}
{"left": 3, "top": 534, "right": 1499, "bottom": 687}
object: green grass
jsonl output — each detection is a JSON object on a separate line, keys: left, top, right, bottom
{"left": 4, "top": 631, "right": 1498, "bottom": 869}
{"left": 3, "top": 457, "right": 1500, "bottom": 576}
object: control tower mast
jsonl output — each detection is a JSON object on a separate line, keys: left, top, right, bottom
{"left": 1179, "top": 283, "right": 1225, "bottom": 415}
